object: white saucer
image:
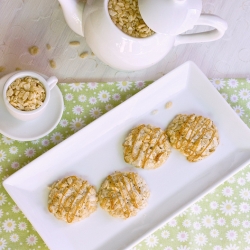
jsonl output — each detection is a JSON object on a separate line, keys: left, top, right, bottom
{"left": 0, "top": 72, "right": 64, "bottom": 141}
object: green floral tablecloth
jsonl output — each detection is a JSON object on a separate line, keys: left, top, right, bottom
{"left": 1, "top": 78, "right": 250, "bottom": 250}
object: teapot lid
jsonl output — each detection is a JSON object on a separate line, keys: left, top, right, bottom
{"left": 138, "top": 0, "right": 202, "bottom": 35}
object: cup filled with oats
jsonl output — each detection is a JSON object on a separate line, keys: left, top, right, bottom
{"left": 3, "top": 71, "right": 58, "bottom": 121}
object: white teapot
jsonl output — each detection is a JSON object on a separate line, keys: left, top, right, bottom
{"left": 58, "top": 0, "right": 228, "bottom": 71}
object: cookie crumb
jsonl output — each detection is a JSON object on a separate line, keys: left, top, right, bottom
{"left": 49, "top": 60, "right": 56, "bottom": 68}
{"left": 91, "top": 52, "right": 95, "bottom": 56}
{"left": 15, "top": 67, "right": 21, "bottom": 71}
{"left": 165, "top": 101, "right": 172, "bottom": 109}
{"left": 29, "top": 46, "right": 39, "bottom": 55}
{"left": 0, "top": 66, "right": 5, "bottom": 72}
{"left": 69, "top": 41, "right": 80, "bottom": 46}
{"left": 79, "top": 52, "right": 88, "bottom": 58}
{"left": 152, "top": 110, "right": 158, "bottom": 115}
{"left": 46, "top": 44, "right": 51, "bottom": 50}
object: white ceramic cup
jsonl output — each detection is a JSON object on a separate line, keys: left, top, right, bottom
{"left": 3, "top": 71, "right": 58, "bottom": 121}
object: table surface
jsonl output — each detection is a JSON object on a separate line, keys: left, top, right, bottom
{"left": 1, "top": 0, "right": 250, "bottom": 82}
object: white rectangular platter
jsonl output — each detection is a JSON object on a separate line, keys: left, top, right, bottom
{"left": 4, "top": 61, "right": 250, "bottom": 250}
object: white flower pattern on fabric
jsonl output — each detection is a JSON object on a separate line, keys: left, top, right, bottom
{"left": 50, "top": 132, "right": 64, "bottom": 144}
{"left": 89, "top": 97, "right": 97, "bottom": 104}
{"left": 228, "top": 79, "right": 239, "bottom": 88}
{"left": 2, "top": 137, "right": 13, "bottom": 145}
{"left": 210, "top": 229, "right": 219, "bottom": 238}
{"left": 105, "top": 104, "right": 113, "bottom": 111}
{"left": 98, "top": 90, "right": 110, "bottom": 103}
{"left": 24, "top": 148, "right": 36, "bottom": 158}
{"left": 72, "top": 105, "right": 84, "bottom": 115}
{"left": 60, "top": 119, "right": 68, "bottom": 127}
{"left": 89, "top": 107, "right": 102, "bottom": 119}
{"left": 193, "top": 222, "right": 202, "bottom": 230}
{"left": 239, "top": 202, "right": 250, "bottom": 213}
{"left": 0, "top": 238, "right": 7, "bottom": 250}
{"left": 65, "top": 93, "right": 74, "bottom": 101}
{"left": 0, "top": 209, "right": 3, "bottom": 218}
{"left": 242, "top": 220, "right": 250, "bottom": 228}
{"left": 11, "top": 205, "right": 20, "bottom": 213}
{"left": 182, "top": 219, "right": 191, "bottom": 228}
{"left": 10, "top": 234, "right": 19, "bottom": 242}
{"left": 18, "top": 222, "right": 27, "bottom": 231}
{"left": 239, "top": 89, "right": 250, "bottom": 100}
{"left": 26, "top": 235, "right": 37, "bottom": 246}
{"left": 161, "top": 230, "right": 170, "bottom": 239}
{"left": 231, "top": 218, "right": 240, "bottom": 227}
{"left": 135, "top": 81, "right": 145, "bottom": 89}
{"left": 240, "top": 188, "right": 250, "bottom": 200}
{"left": 225, "top": 243, "right": 239, "bottom": 250}
{"left": 112, "top": 93, "right": 121, "bottom": 101}
{"left": 0, "top": 193, "right": 7, "bottom": 206}
{"left": 70, "top": 118, "right": 85, "bottom": 132}
{"left": 226, "top": 230, "right": 238, "bottom": 241}
{"left": 78, "top": 94, "right": 87, "bottom": 103}
{"left": 233, "top": 105, "right": 245, "bottom": 117}
{"left": 220, "top": 200, "right": 237, "bottom": 216}
{"left": 2, "top": 219, "right": 16, "bottom": 232}
{"left": 41, "top": 139, "right": 50, "bottom": 147}
{"left": 191, "top": 204, "right": 202, "bottom": 215}
{"left": 168, "top": 219, "right": 177, "bottom": 227}
{"left": 116, "top": 81, "right": 132, "bottom": 91}
{"left": 238, "top": 177, "right": 246, "bottom": 186}
{"left": 0, "top": 150, "right": 6, "bottom": 162}
{"left": 222, "top": 187, "right": 234, "bottom": 197}
{"left": 202, "top": 215, "right": 215, "bottom": 228}
{"left": 9, "top": 146, "right": 18, "bottom": 154}
{"left": 221, "top": 93, "right": 228, "bottom": 100}
{"left": 194, "top": 233, "right": 208, "bottom": 246}
{"left": 230, "top": 94, "right": 238, "bottom": 103}
{"left": 217, "top": 217, "right": 226, "bottom": 226}
{"left": 210, "top": 201, "right": 218, "bottom": 210}
{"left": 145, "top": 235, "right": 159, "bottom": 248}
{"left": 177, "top": 231, "right": 189, "bottom": 242}
{"left": 69, "top": 83, "right": 84, "bottom": 92}
{"left": 211, "top": 78, "right": 225, "bottom": 90}
{"left": 87, "top": 82, "right": 98, "bottom": 90}
{"left": 244, "top": 231, "right": 250, "bottom": 245}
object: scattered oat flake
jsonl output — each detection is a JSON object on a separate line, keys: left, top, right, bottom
{"left": 0, "top": 66, "right": 5, "bottom": 72}
{"left": 91, "top": 52, "right": 95, "bottom": 56}
{"left": 69, "top": 41, "right": 80, "bottom": 46}
{"left": 15, "top": 67, "right": 21, "bottom": 71}
{"left": 46, "top": 44, "right": 51, "bottom": 50}
{"left": 49, "top": 60, "right": 56, "bottom": 68}
{"left": 29, "top": 46, "right": 39, "bottom": 55}
{"left": 152, "top": 110, "right": 158, "bottom": 115}
{"left": 165, "top": 101, "right": 172, "bottom": 109}
{"left": 79, "top": 52, "right": 88, "bottom": 58}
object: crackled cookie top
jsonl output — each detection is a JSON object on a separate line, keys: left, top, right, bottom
{"left": 123, "top": 124, "right": 171, "bottom": 169}
{"left": 98, "top": 172, "right": 150, "bottom": 219}
{"left": 48, "top": 176, "right": 98, "bottom": 223}
{"left": 166, "top": 114, "right": 219, "bottom": 162}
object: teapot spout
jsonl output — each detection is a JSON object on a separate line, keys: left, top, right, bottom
{"left": 58, "top": 0, "right": 85, "bottom": 36}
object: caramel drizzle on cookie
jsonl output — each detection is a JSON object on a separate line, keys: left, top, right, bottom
{"left": 48, "top": 176, "right": 91, "bottom": 223}
{"left": 107, "top": 172, "right": 141, "bottom": 218}
{"left": 130, "top": 125, "right": 166, "bottom": 168}
{"left": 174, "top": 115, "right": 216, "bottom": 161}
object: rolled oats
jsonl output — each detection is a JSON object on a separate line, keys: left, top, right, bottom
{"left": 28, "top": 46, "right": 39, "bottom": 55}
{"left": 108, "top": 0, "right": 154, "bottom": 38}
{"left": 79, "top": 52, "right": 88, "bottom": 58}
{"left": 69, "top": 41, "right": 80, "bottom": 46}
{"left": 165, "top": 101, "right": 172, "bottom": 109}
{"left": 0, "top": 66, "right": 5, "bottom": 72}
{"left": 46, "top": 44, "right": 51, "bottom": 50}
{"left": 49, "top": 59, "right": 56, "bottom": 68}
{"left": 6, "top": 76, "right": 46, "bottom": 111}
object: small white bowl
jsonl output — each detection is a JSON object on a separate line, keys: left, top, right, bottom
{"left": 3, "top": 71, "right": 58, "bottom": 121}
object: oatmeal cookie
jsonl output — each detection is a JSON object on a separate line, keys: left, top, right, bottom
{"left": 166, "top": 114, "right": 219, "bottom": 162}
{"left": 48, "top": 176, "right": 98, "bottom": 223}
{"left": 98, "top": 172, "right": 150, "bottom": 219}
{"left": 123, "top": 124, "right": 171, "bottom": 169}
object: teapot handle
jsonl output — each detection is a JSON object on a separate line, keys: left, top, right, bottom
{"left": 174, "top": 14, "right": 228, "bottom": 46}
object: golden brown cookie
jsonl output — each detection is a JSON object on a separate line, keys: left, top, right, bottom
{"left": 48, "top": 176, "right": 98, "bottom": 223}
{"left": 98, "top": 172, "right": 150, "bottom": 219}
{"left": 123, "top": 124, "right": 171, "bottom": 169}
{"left": 166, "top": 114, "right": 219, "bottom": 162}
